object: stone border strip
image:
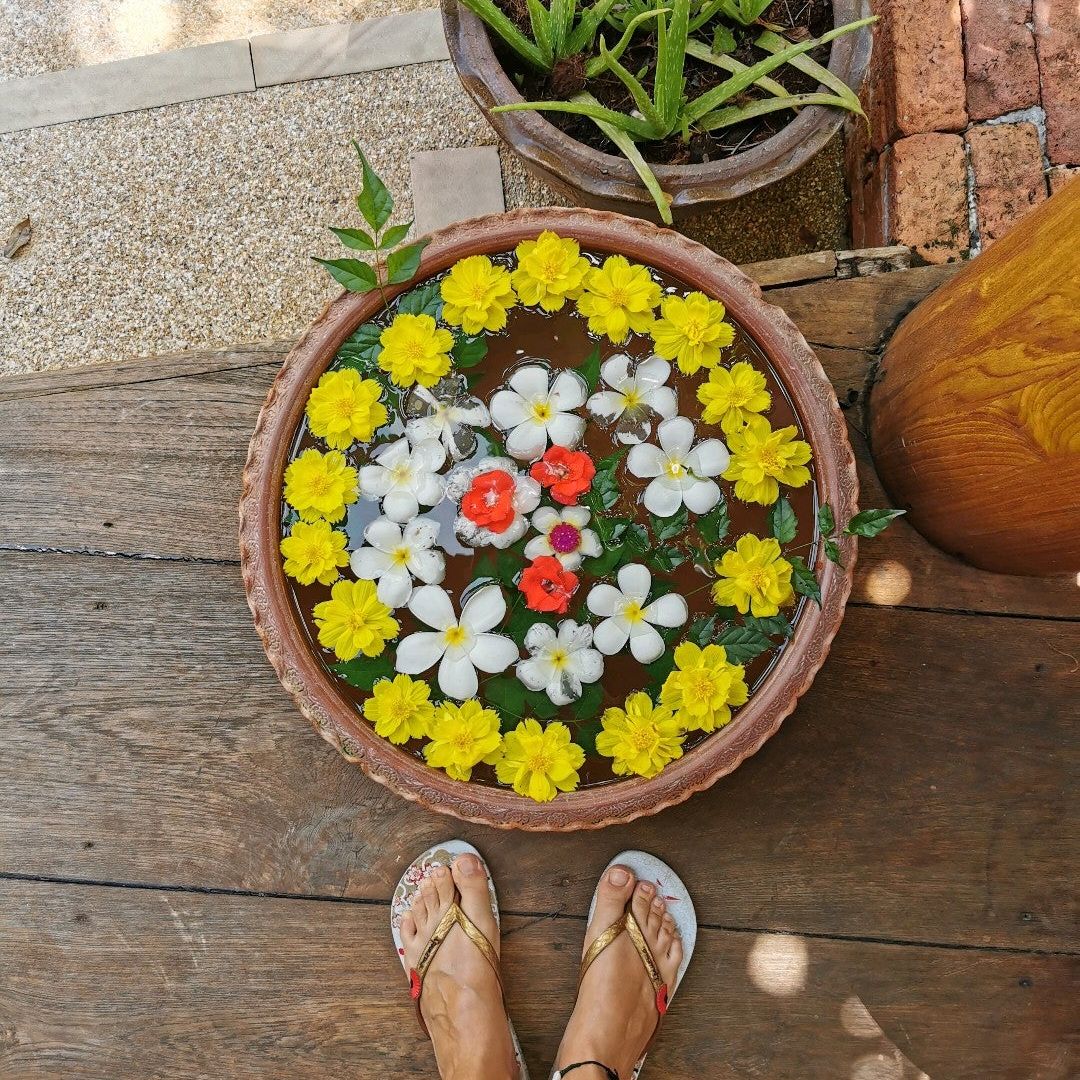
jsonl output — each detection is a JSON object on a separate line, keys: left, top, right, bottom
{"left": 0, "top": 11, "right": 449, "bottom": 136}
{"left": 410, "top": 146, "right": 506, "bottom": 237}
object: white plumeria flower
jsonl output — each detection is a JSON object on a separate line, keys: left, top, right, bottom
{"left": 349, "top": 516, "right": 445, "bottom": 608}
{"left": 447, "top": 455, "right": 542, "bottom": 549}
{"left": 489, "top": 363, "right": 587, "bottom": 462}
{"left": 359, "top": 437, "right": 447, "bottom": 523}
{"left": 516, "top": 620, "right": 604, "bottom": 706}
{"left": 395, "top": 584, "right": 518, "bottom": 700}
{"left": 586, "top": 353, "right": 678, "bottom": 444}
{"left": 626, "top": 415, "right": 729, "bottom": 518}
{"left": 586, "top": 563, "right": 688, "bottom": 664}
{"left": 523, "top": 505, "right": 602, "bottom": 570}
{"left": 403, "top": 373, "right": 491, "bottom": 461}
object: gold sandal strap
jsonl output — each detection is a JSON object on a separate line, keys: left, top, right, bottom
{"left": 577, "top": 909, "right": 670, "bottom": 1018}
{"left": 623, "top": 909, "right": 665, "bottom": 995}
{"left": 414, "top": 902, "right": 502, "bottom": 987}
{"left": 577, "top": 913, "right": 627, "bottom": 989}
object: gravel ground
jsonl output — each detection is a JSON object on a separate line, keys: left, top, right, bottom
{"left": 0, "top": 0, "right": 437, "bottom": 79}
{"left": 0, "top": 59, "right": 848, "bottom": 375}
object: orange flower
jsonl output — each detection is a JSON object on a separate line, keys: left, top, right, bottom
{"left": 461, "top": 469, "right": 516, "bottom": 533}
{"left": 519, "top": 555, "right": 579, "bottom": 614}
{"left": 530, "top": 446, "right": 595, "bottom": 506}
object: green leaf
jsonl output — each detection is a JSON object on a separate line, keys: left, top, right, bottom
{"left": 396, "top": 281, "right": 443, "bottom": 318}
{"left": 687, "top": 614, "right": 717, "bottom": 646}
{"left": 330, "top": 226, "right": 376, "bottom": 252}
{"left": 577, "top": 344, "right": 602, "bottom": 393}
{"left": 572, "top": 681, "right": 604, "bottom": 721}
{"left": 844, "top": 508, "right": 907, "bottom": 538}
{"left": 353, "top": 142, "right": 394, "bottom": 231}
{"left": 329, "top": 654, "right": 394, "bottom": 689}
{"left": 484, "top": 675, "right": 527, "bottom": 725}
{"left": 597, "top": 447, "right": 628, "bottom": 471}
{"left": 817, "top": 503, "right": 836, "bottom": 536}
{"left": 645, "top": 649, "right": 678, "bottom": 685}
{"left": 650, "top": 505, "right": 688, "bottom": 543}
{"left": 386, "top": 240, "right": 429, "bottom": 285}
{"left": 647, "top": 547, "right": 686, "bottom": 573}
{"left": 714, "top": 624, "right": 773, "bottom": 664}
{"left": 697, "top": 500, "right": 730, "bottom": 545}
{"left": 379, "top": 221, "right": 413, "bottom": 249}
{"left": 712, "top": 23, "right": 736, "bottom": 53}
{"left": 824, "top": 538, "right": 844, "bottom": 566}
{"left": 745, "top": 614, "right": 793, "bottom": 639}
{"left": 767, "top": 497, "right": 798, "bottom": 545}
{"left": 582, "top": 546, "right": 623, "bottom": 577}
{"left": 452, "top": 334, "right": 488, "bottom": 369}
{"left": 335, "top": 322, "right": 383, "bottom": 370}
{"left": 712, "top": 605, "right": 740, "bottom": 624}
{"left": 587, "top": 468, "right": 621, "bottom": 512}
{"left": 624, "top": 522, "right": 650, "bottom": 555}
{"left": 523, "top": 686, "right": 559, "bottom": 720}
{"left": 477, "top": 430, "right": 506, "bottom": 457}
{"left": 575, "top": 718, "right": 601, "bottom": 756}
{"left": 788, "top": 554, "right": 821, "bottom": 605}
{"left": 314, "top": 257, "right": 378, "bottom": 293}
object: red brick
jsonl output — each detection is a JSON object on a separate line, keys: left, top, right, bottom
{"left": 1034, "top": 0, "right": 1080, "bottom": 164}
{"left": 887, "top": 134, "right": 971, "bottom": 264}
{"left": 871, "top": 0, "right": 968, "bottom": 148}
{"left": 960, "top": 0, "right": 1040, "bottom": 121}
{"left": 967, "top": 122, "right": 1048, "bottom": 246}
{"left": 1047, "top": 165, "right": 1078, "bottom": 193}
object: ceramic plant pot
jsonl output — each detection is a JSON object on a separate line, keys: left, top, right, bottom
{"left": 440, "top": 0, "right": 873, "bottom": 221}
{"left": 239, "top": 208, "right": 858, "bottom": 830}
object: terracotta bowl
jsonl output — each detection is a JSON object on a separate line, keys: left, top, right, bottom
{"left": 239, "top": 208, "right": 858, "bottom": 830}
{"left": 440, "top": 0, "right": 874, "bottom": 221}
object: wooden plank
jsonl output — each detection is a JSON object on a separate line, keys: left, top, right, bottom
{"left": 0, "top": 879, "right": 1074, "bottom": 1079}
{"left": 2, "top": 551, "right": 1076, "bottom": 952}
{"left": 1, "top": 344, "right": 1073, "bottom": 618}
{"left": 741, "top": 249, "right": 838, "bottom": 288}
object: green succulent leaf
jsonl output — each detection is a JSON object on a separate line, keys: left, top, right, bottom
{"left": 353, "top": 143, "right": 394, "bottom": 231}
{"left": 314, "top": 257, "right": 378, "bottom": 293}
{"left": 330, "top": 226, "right": 376, "bottom": 252}
{"left": 844, "top": 508, "right": 907, "bottom": 538}
{"left": 768, "top": 497, "right": 798, "bottom": 544}
{"left": 712, "top": 23, "right": 736, "bottom": 53}
{"left": 330, "top": 654, "right": 395, "bottom": 689}
{"left": 787, "top": 555, "right": 822, "bottom": 605}
{"left": 386, "top": 240, "right": 429, "bottom": 285}
{"left": 714, "top": 624, "right": 773, "bottom": 664}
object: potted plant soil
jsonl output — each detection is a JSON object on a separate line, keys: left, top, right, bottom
{"left": 240, "top": 151, "right": 903, "bottom": 830}
{"left": 441, "top": 0, "right": 874, "bottom": 222}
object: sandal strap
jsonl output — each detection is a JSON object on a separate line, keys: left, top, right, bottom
{"left": 578, "top": 909, "right": 670, "bottom": 1017}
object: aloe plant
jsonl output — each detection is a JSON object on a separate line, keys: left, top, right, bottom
{"left": 492, "top": 1, "right": 875, "bottom": 223}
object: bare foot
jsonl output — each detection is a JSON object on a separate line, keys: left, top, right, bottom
{"left": 399, "top": 854, "right": 518, "bottom": 1080}
{"left": 554, "top": 867, "right": 683, "bottom": 1079}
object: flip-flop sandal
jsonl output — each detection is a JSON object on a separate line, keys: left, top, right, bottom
{"left": 558, "top": 850, "right": 697, "bottom": 1080}
{"left": 391, "top": 840, "right": 529, "bottom": 1080}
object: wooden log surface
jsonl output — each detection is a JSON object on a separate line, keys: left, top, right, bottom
{"left": 0, "top": 879, "right": 1075, "bottom": 1080}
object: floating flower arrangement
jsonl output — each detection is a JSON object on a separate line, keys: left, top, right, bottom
{"left": 279, "top": 167, "right": 902, "bottom": 805}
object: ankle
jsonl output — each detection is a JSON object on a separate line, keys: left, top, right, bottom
{"left": 553, "top": 1063, "right": 620, "bottom": 1080}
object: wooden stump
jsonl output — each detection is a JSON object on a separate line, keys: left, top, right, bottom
{"left": 869, "top": 181, "right": 1080, "bottom": 576}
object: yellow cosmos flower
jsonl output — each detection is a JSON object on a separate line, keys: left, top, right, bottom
{"left": 660, "top": 642, "right": 749, "bottom": 733}
{"left": 651, "top": 291, "right": 735, "bottom": 375}
{"left": 363, "top": 674, "right": 436, "bottom": 745}
{"left": 305, "top": 368, "right": 388, "bottom": 450}
{"left": 712, "top": 533, "right": 795, "bottom": 617}
{"left": 576, "top": 255, "right": 661, "bottom": 343}
{"left": 511, "top": 231, "right": 590, "bottom": 312}
{"left": 423, "top": 699, "right": 504, "bottom": 782}
{"left": 283, "top": 448, "right": 359, "bottom": 523}
{"left": 596, "top": 692, "right": 684, "bottom": 779}
{"left": 495, "top": 718, "right": 585, "bottom": 802}
{"left": 378, "top": 313, "right": 454, "bottom": 388}
{"left": 440, "top": 255, "right": 516, "bottom": 334}
{"left": 312, "top": 579, "right": 399, "bottom": 661}
{"left": 697, "top": 361, "right": 772, "bottom": 435}
{"left": 280, "top": 518, "right": 350, "bottom": 586}
{"left": 722, "top": 414, "right": 813, "bottom": 505}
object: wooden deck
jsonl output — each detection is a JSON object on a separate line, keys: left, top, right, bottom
{"left": 0, "top": 262, "right": 1076, "bottom": 1079}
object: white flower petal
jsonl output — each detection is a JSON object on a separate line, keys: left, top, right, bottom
{"left": 403, "top": 517, "right": 440, "bottom": 549}
{"left": 657, "top": 416, "right": 695, "bottom": 457}
{"left": 376, "top": 566, "right": 414, "bottom": 608}
{"left": 627, "top": 442, "right": 666, "bottom": 478}
{"left": 359, "top": 465, "right": 392, "bottom": 497}
{"left": 524, "top": 622, "right": 558, "bottom": 653}
{"left": 682, "top": 477, "right": 721, "bottom": 515}
{"left": 383, "top": 488, "right": 420, "bottom": 522}
{"left": 557, "top": 619, "right": 593, "bottom": 651}
{"left": 532, "top": 506, "right": 560, "bottom": 533}
{"left": 395, "top": 631, "right": 446, "bottom": 674}
{"left": 575, "top": 648, "right": 605, "bottom": 685}
{"left": 642, "top": 477, "right": 684, "bottom": 517}
{"left": 617, "top": 562, "right": 652, "bottom": 602}
{"left": 508, "top": 365, "right": 549, "bottom": 400}
{"left": 350, "top": 547, "right": 393, "bottom": 580}
{"left": 408, "top": 585, "right": 457, "bottom": 631}
{"left": 517, "top": 655, "right": 554, "bottom": 692}
{"left": 364, "top": 517, "right": 403, "bottom": 552}
{"left": 644, "top": 592, "right": 688, "bottom": 628}
{"left": 469, "top": 633, "right": 518, "bottom": 673}
{"left": 558, "top": 551, "right": 583, "bottom": 570}
{"left": 586, "top": 583, "right": 624, "bottom": 617}
{"left": 634, "top": 356, "right": 671, "bottom": 391}
{"left": 489, "top": 515, "right": 528, "bottom": 548}
{"left": 514, "top": 477, "right": 542, "bottom": 512}
{"left": 506, "top": 421, "right": 550, "bottom": 461}
{"left": 643, "top": 385, "right": 679, "bottom": 419}
{"left": 438, "top": 651, "right": 478, "bottom": 700}
{"left": 546, "top": 671, "right": 582, "bottom": 706}
{"left": 601, "top": 354, "right": 632, "bottom": 390}
{"left": 454, "top": 401, "right": 490, "bottom": 427}
{"left": 593, "top": 616, "right": 630, "bottom": 655}
{"left": 550, "top": 369, "right": 588, "bottom": 410}
{"left": 688, "top": 438, "right": 731, "bottom": 477}
{"left": 524, "top": 535, "right": 550, "bottom": 560}
{"left": 628, "top": 623, "right": 665, "bottom": 664}
{"left": 407, "top": 548, "right": 445, "bottom": 585}
{"left": 587, "top": 390, "right": 626, "bottom": 421}
{"left": 373, "top": 439, "right": 411, "bottom": 467}
{"left": 489, "top": 390, "right": 530, "bottom": 429}
{"left": 578, "top": 530, "right": 602, "bottom": 558}
{"left": 410, "top": 438, "right": 447, "bottom": 474}
{"left": 412, "top": 472, "right": 446, "bottom": 508}
{"left": 405, "top": 415, "right": 444, "bottom": 446}
{"left": 460, "top": 584, "right": 506, "bottom": 634}
{"left": 547, "top": 411, "right": 586, "bottom": 449}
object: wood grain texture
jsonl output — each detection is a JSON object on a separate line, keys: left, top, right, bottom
{"left": 2, "top": 551, "right": 1076, "bottom": 951}
{"left": 0, "top": 879, "right": 1075, "bottom": 1080}
{"left": 870, "top": 182, "right": 1080, "bottom": 576}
